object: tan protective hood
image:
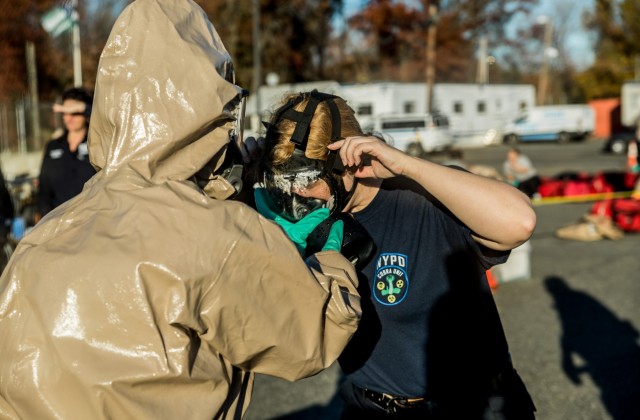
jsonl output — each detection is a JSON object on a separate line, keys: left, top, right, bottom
{"left": 88, "top": 0, "right": 242, "bottom": 198}
{"left": 0, "top": 1, "right": 360, "bottom": 419}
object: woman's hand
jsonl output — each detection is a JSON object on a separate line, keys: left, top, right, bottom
{"left": 327, "top": 136, "right": 412, "bottom": 180}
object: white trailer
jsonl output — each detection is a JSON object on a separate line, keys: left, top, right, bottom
{"left": 502, "top": 105, "right": 595, "bottom": 144}
{"left": 244, "top": 81, "right": 537, "bottom": 148}
{"left": 433, "top": 83, "right": 535, "bottom": 145}
{"left": 341, "top": 82, "right": 535, "bottom": 146}
{"left": 621, "top": 81, "right": 640, "bottom": 128}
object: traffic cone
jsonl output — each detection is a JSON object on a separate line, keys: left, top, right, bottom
{"left": 628, "top": 140, "right": 639, "bottom": 173}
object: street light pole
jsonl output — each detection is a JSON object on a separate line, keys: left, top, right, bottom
{"left": 71, "top": 0, "right": 82, "bottom": 87}
{"left": 537, "top": 17, "right": 553, "bottom": 106}
{"left": 252, "top": 0, "right": 262, "bottom": 122}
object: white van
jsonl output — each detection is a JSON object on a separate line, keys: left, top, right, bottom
{"left": 360, "top": 113, "right": 453, "bottom": 156}
{"left": 502, "top": 105, "right": 595, "bottom": 144}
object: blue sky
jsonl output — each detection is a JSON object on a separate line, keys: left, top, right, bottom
{"left": 534, "top": 0, "right": 595, "bottom": 68}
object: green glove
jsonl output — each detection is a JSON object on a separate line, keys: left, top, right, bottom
{"left": 254, "top": 188, "right": 330, "bottom": 254}
{"left": 321, "top": 219, "right": 344, "bottom": 252}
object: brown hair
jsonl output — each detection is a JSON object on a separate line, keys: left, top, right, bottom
{"left": 267, "top": 92, "right": 364, "bottom": 166}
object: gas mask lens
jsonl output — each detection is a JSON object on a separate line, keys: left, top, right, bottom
{"left": 262, "top": 168, "right": 329, "bottom": 222}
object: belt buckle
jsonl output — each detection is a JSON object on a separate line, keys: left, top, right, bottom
{"left": 363, "top": 388, "right": 431, "bottom": 414}
{"left": 392, "top": 396, "right": 426, "bottom": 412}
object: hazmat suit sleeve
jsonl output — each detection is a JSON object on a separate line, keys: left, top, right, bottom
{"left": 198, "top": 208, "right": 360, "bottom": 380}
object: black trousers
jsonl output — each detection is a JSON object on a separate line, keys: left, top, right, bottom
{"left": 339, "top": 368, "right": 536, "bottom": 420}
{"left": 517, "top": 176, "right": 541, "bottom": 198}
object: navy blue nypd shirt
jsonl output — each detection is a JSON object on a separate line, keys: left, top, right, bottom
{"left": 338, "top": 183, "right": 511, "bottom": 399}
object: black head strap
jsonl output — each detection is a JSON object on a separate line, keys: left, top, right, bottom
{"left": 264, "top": 90, "right": 351, "bottom": 213}
{"left": 267, "top": 90, "right": 342, "bottom": 151}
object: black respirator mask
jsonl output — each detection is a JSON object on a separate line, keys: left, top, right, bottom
{"left": 261, "top": 90, "right": 351, "bottom": 221}
{"left": 261, "top": 90, "right": 375, "bottom": 268}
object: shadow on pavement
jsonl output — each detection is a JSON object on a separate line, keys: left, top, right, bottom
{"left": 272, "top": 391, "right": 343, "bottom": 419}
{"left": 545, "top": 276, "right": 640, "bottom": 420}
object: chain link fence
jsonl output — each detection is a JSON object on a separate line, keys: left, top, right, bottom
{"left": 0, "top": 97, "right": 58, "bottom": 154}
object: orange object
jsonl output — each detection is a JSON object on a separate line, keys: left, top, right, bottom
{"left": 628, "top": 140, "right": 638, "bottom": 171}
{"left": 589, "top": 98, "right": 621, "bottom": 138}
{"left": 486, "top": 269, "right": 499, "bottom": 290}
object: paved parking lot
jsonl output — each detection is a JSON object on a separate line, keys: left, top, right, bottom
{"left": 245, "top": 140, "right": 640, "bottom": 420}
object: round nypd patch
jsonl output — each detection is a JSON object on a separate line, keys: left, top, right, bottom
{"left": 372, "top": 253, "right": 409, "bottom": 306}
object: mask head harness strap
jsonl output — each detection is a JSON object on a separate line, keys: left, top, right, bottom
{"left": 265, "top": 90, "right": 353, "bottom": 214}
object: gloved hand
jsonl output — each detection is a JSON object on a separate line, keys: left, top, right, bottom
{"left": 254, "top": 188, "right": 343, "bottom": 254}
{"left": 321, "top": 219, "right": 344, "bottom": 252}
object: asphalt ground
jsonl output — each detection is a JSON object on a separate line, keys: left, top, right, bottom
{"left": 245, "top": 139, "right": 640, "bottom": 420}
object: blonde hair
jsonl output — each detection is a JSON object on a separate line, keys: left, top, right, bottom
{"left": 268, "top": 92, "right": 364, "bottom": 166}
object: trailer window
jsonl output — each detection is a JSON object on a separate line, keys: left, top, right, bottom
{"left": 453, "top": 101, "right": 463, "bottom": 114}
{"left": 403, "top": 101, "right": 415, "bottom": 113}
{"left": 477, "top": 101, "right": 486, "bottom": 114}
{"left": 357, "top": 104, "right": 373, "bottom": 116}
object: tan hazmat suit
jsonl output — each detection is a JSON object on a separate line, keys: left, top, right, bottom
{"left": 0, "top": 0, "right": 360, "bottom": 418}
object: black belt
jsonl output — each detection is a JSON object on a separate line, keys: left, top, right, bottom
{"left": 357, "top": 361, "right": 515, "bottom": 415}
{"left": 360, "top": 387, "right": 438, "bottom": 415}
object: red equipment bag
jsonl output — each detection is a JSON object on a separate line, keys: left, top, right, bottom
{"left": 612, "top": 199, "right": 640, "bottom": 232}
{"left": 563, "top": 180, "right": 592, "bottom": 196}
{"left": 538, "top": 178, "right": 565, "bottom": 197}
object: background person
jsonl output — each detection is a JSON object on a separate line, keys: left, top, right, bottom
{"left": 502, "top": 146, "right": 540, "bottom": 198}
{"left": 256, "top": 91, "right": 537, "bottom": 419}
{"left": 0, "top": 1, "right": 361, "bottom": 419}
{"left": 36, "top": 86, "right": 96, "bottom": 222}
{"left": 0, "top": 166, "right": 14, "bottom": 237}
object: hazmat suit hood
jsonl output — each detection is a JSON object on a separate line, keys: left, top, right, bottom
{"left": 0, "top": 1, "right": 360, "bottom": 419}
{"left": 88, "top": 0, "right": 243, "bottom": 199}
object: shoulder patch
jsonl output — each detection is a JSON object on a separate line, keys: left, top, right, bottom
{"left": 78, "top": 142, "right": 89, "bottom": 159}
{"left": 373, "top": 253, "right": 409, "bottom": 306}
{"left": 49, "top": 149, "right": 64, "bottom": 159}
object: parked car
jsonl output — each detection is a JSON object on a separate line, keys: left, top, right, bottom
{"left": 360, "top": 113, "right": 453, "bottom": 156}
{"left": 602, "top": 128, "right": 637, "bottom": 155}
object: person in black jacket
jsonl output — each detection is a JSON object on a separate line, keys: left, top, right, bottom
{"left": 36, "top": 87, "right": 96, "bottom": 222}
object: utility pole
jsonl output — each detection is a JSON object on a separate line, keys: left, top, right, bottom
{"left": 252, "top": 0, "right": 262, "bottom": 122}
{"left": 425, "top": 2, "right": 438, "bottom": 114}
{"left": 476, "top": 35, "right": 488, "bottom": 84}
{"left": 26, "top": 42, "right": 42, "bottom": 149}
{"left": 537, "top": 16, "right": 553, "bottom": 106}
